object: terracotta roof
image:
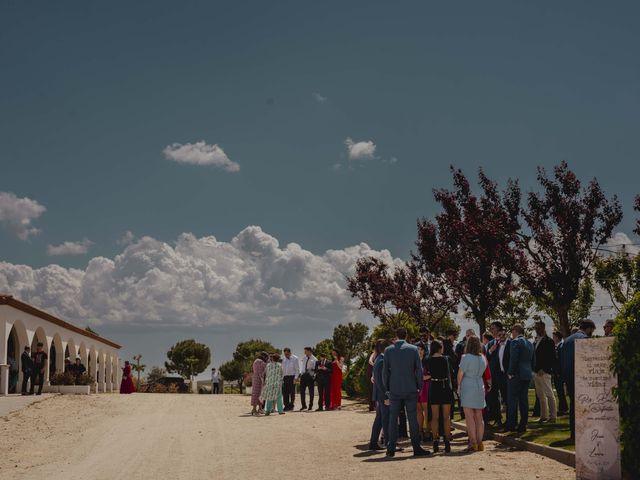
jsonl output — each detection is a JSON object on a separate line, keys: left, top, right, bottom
{"left": 0, "top": 295, "right": 121, "bottom": 349}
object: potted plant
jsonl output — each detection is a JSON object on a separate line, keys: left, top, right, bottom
{"left": 60, "top": 372, "right": 94, "bottom": 394}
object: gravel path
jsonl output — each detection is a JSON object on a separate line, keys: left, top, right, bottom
{"left": 0, "top": 394, "right": 575, "bottom": 480}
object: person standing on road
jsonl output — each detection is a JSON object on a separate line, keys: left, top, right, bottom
{"left": 458, "top": 336, "right": 488, "bottom": 452}
{"left": 299, "top": 347, "right": 317, "bottom": 411}
{"left": 281, "top": 348, "right": 299, "bottom": 411}
{"left": 30, "top": 342, "right": 47, "bottom": 396}
{"left": 211, "top": 368, "right": 220, "bottom": 394}
{"left": 533, "top": 321, "right": 557, "bottom": 423}
{"left": 505, "top": 324, "right": 535, "bottom": 434}
{"left": 20, "top": 346, "right": 32, "bottom": 395}
{"left": 314, "top": 352, "right": 332, "bottom": 411}
{"left": 261, "top": 353, "right": 285, "bottom": 415}
{"left": 552, "top": 331, "right": 569, "bottom": 416}
{"left": 382, "top": 327, "right": 430, "bottom": 458}
{"left": 250, "top": 352, "right": 268, "bottom": 415}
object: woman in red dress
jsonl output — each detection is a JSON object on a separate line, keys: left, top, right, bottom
{"left": 329, "top": 349, "right": 343, "bottom": 410}
{"left": 120, "top": 361, "right": 136, "bottom": 394}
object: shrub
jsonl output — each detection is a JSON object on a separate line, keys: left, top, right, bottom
{"left": 343, "top": 354, "right": 369, "bottom": 398}
{"left": 50, "top": 372, "right": 75, "bottom": 386}
{"left": 167, "top": 383, "right": 180, "bottom": 394}
{"left": 612, "top": 293, "right": 640, "bottom": 478}
{"left": 75, "top": 373, "right": 95, "bottom": 386}
{"left": 151, "top": 383, "right": 168, "bottom": 393}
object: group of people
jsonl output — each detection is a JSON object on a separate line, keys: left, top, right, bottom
{"left": 366, "top": 317, "right": 607, "bottom": 457}
{"left": 16, "top": 343, "right": 49, "bottom": 395}
{"left": 249, "top": 347, "right": 344, "bottom": 416}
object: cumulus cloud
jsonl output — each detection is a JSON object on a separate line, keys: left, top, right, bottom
{"left": 0, "top": 191, "right": 46, "bottom": 240}
{"left": 163, "top": 141, "right": 240, "bottom": 172}
{"left": 47, "top": 239, "right": 93, "bottom": 256}
{"left": 117, "top": 231, "right": 136, "bottom": 246}
{"left": 0, "top": 227, "right": 399, "bottom": 328}
{"left": 312, "top": 92, "right": 328, "bottom": 103}
{"left": 344, "top": 137, "right": 376, "bottom": 161}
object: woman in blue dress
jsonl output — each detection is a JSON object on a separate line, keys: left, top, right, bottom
{"left": 457, "top": 336, "right": 487, "bottom": 452}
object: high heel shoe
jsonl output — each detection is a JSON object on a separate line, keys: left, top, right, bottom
{"left": 444, "top": 439, "right": 451, "bottom": 453}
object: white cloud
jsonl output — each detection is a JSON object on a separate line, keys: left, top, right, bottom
{"left": 0, "top": 191, "right": 46, "bottom": 240}
{"left": 345, "top": 137, "right": 376, "bottom": 161}
{"left": 117, "top": 231, "right": 136, "bottom": 246}
{"left": 603, "top": 232, "right": 640, "bottom": 255}
{"left": 163, "top": 141, "right": 240, "bottom": 172}
{"left": 47, "top": 239, "right": 93, "bottom": 256}
{"left": 312, "top": 92, "right": 328, "bottom": 103}
{"left": 0, "top": 227, "right": 399, "bottom": 328}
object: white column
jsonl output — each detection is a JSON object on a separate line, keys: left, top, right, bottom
{"left": 116, "top": 357, "right": 121, "bottom": 391}
{"left": 105, "top": 353, "right": 112, "bottom": 392}
{"left": 90, "top": 351, "right": 98, "bottom": 393}
{"left": 57, "top": 341, "right": 66, "bottom": 373}
{"left": 98, "top": 353, "right": 106, "bottom": 393}
{"left": 0, "top": 322, "right": 8, "bottom": 396}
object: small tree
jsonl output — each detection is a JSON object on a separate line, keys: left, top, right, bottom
{"left": 146, "top": 366, "right": 166, "bottom": 384}
{"left": 332, "top": 322, "right": 369, "bottom": 370}
{"left": 594, "top": 251, "right": 640, "bottom": 313}
{"left": 131, "top": 354, "right": 146, "bottom": 387}
{"left": 232, "top": 339, "right": 276, "bottom": 374}
{"left": 514, "top": 161, "right": 623, "bottom": 336}
{"left": 314, "top": 339, "right": 334, "bottom": 359}
{"left": 165, "top": 339, "right": 211, "bottom": 379}
{"left": 219, "top": 359, "right": 245, "bottom": 392}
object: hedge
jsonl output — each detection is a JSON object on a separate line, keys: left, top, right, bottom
{"left": 612, "top": 292, "right": 640, "bottom": 478}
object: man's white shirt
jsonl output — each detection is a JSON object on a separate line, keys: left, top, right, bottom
{"left": 211, "top": 371, "right": 220, "bottom": 383}
{"left": 282, "top": 354, "right": 300, "bottom": 377}
{"left": 302, "top": 355, "right": 317, "bottom": 375}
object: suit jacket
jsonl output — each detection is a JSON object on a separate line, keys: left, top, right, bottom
{"left": 553, "top": 340, "right": 563, "bottom": 376}
{"left": 486, "top": 339, "right": 503, "bottom": 377}
{"left": 372, "top": 354, "right": 385, "bottom": 403}
{"left": 508, "top": 335, "right": 535, "bottom": 381}
{"left": 534, "top": 335, "right": 555, "bottom": 374}
{"left": 561, "top": 330, "right": 588, "bottom": 387}
{"left": 501, "top": 339, "right": 511, "bottom": 374}
{"left": 314, "top": 358, "right": 332, "bottom": 381}
{"left": 20, "top": 351, "right": 33, "bottom": 373}
{"left": 382, "top": 340, "right": 423, "bottom": 397}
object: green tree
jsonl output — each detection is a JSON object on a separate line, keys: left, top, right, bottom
{"left": 232, "top": 339, "right": 276, "bottom": 373}
{"left": 314, "top": 338, "right": 334, "bottom": 359}
{"left": 429, "top": 313, "right": 460, "bottom": 339}
{"left": 165, "top": 339, "right": 211, "bottom": 379}
{"left": 146, "top": 366, "right": 166, "bottom": 383}
{"left": 594, "top": 250, "right": 640, "bottom": 313}
{"left": 332, "top": 322, "right": 369, "bottom": 370}
{"left": 131, "top": 354, "right": 146, "bottom": 387}
{"left": 219, "top": 359, "right": 245, "bottom": 392}
{"left": 370, "top": 312, "right": 420, "bottom": 342}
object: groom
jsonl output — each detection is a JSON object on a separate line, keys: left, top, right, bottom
{"left": 382, "top": 327, "right": 430, "bottom": 457}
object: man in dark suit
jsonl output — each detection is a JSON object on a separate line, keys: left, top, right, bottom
{"left": 382, "top": 327, "right": 430, "bottom": 457}
{"left": 505, "top": 324, "right": 535, "bottom": 433}
{"left": 369, "top": 339, "right": 392, "bottom": 450}
{"left": 552, "top": 331, "right": 569, "bottom": 415}
{"left": 486, "top": 321, "right": 506, "bottom": 426}
{"left": 562, "top": 319, "right": 596, "bottom": 439}
{"left": 20, "top": 346, "right": 32, "bottom": 395}
{"left": 533, "top": 321, "right": 557, "bottom": 422}
{"left": 315, "top": 353, "right": 332, "bottom": 411}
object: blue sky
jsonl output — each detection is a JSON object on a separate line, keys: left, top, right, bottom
{"left": 1, "top": 1, "right": 639, "bottom": 372}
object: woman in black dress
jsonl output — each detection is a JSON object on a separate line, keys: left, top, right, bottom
{"left": 426, "top": 340, "right": 455, "bottom": 453}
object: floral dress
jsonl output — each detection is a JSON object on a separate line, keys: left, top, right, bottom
{"left": 251, "top": 358, "right": 266, "bottom": 406}
{"left": 260, "top": 362, "right": 284, "bottom": 402}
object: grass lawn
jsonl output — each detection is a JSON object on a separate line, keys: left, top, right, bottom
{"left": 453, "top": 389, "right": 575, "bottom": 451}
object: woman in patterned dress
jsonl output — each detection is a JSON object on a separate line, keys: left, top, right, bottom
{"left": 261, "top": 353, "right": 285, "bottom": 415}
{"left": 251, "top": 352, "right": 268, "bottom": 415}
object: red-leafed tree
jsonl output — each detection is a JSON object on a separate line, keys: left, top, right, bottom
{"left": 347, "top": 256, "right": 458, "bottom": 331}
{"left": 514, "top": 161, "right": 623, "bottom": 337}
{"left": 415, "top": 167, "right": 523, "bottom": 333}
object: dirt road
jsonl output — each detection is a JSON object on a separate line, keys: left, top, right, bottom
{"left": 0, "top": 394, "right": 574, "bottom": 480}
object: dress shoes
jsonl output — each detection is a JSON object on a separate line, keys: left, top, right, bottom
{"left": 385, "top": 450, "right": 395, "bottom": 458}
{"left": 413, "top": 448, "right": 431, "bottom": 457}
{"left": 368, "top": 444, "right": 385, "bottom": 451}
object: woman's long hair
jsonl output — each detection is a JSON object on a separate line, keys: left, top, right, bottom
{"left": 464, "top": 336, "right": 482, "bottom": 356}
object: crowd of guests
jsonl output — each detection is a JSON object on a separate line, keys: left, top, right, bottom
{"left": 249, "top": 348, "right": 344, "bottom": 416}
{"left": 365, "top": 317, "right": 608, "bottom": 457}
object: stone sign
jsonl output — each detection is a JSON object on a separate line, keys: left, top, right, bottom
{"left": 575, "top": 336, "right": 621, "bottom": 480}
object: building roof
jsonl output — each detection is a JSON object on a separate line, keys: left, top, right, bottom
{"left": 0, "top": 294, "right": 121, "bottom": 349}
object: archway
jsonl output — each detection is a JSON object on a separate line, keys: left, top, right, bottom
{"left": 6, "top": 324, "right": 19, "bottom": 393}
{"left": 8, "top": 320, "right": 28, "bottom": 391}
{"left": 50, "top": 333, "right": 63, "bottom": 376}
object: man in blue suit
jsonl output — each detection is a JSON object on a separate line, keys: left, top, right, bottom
{"left": 382, "top": 327, "right": 430, "bottom": 457}
{"left": 505, "top": 324, "right": 535, "bottom": 433}
{"left": 561, "top": 319, "right": 596, "bottom": 439}
{"left": 369, "top": 339, "right": 392, "bottom": 450}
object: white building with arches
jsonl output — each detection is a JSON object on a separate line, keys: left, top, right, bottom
{"left": 0, "top": 294, "right": 122, "bottom": 396}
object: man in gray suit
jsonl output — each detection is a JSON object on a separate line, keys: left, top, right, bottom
{"left": 505, "top": 324, "right": 535, "bottom": 433}
{"left": 382, "top": 327, "right": 430, "bottom": 457}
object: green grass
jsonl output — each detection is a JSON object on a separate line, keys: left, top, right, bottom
{"left": 454, "top": 389, "right": 575, "bottom": 451}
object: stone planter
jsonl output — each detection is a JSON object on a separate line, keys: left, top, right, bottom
{"left": 59, "top": 385, "right": 91, "bottom": 395}
{"left": 43, "top": 385, "right": 59, "bottom": 393}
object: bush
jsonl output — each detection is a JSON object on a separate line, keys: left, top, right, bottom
{"left": 75, "top": 373, "right": 95, "bottom": 386}
{"left": 150, "top": 383, "right": 168, "bottom": 393}
{"left": 50, "top": 372, "right": 75, "bottom": 386}
{"left": 343, "top": 354, "right": 370, "bottom": 398}
{"left": 612, "top": 293, "right": 640, "bottom": 478}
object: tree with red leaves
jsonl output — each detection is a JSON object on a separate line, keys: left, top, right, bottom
{"left": 416, "top": 167, "right": 523, "bottom": 334}
{"left": 514, "top": 161, "right": 623, "bottom": 337}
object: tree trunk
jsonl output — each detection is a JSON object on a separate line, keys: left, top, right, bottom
{"left": 557, "top": 306, "right": 570, "bottom": 338}
{"left": 475, "top": 314, "right": 487, "bottom": 335}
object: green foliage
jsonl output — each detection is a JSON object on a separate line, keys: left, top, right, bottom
{"left": 489, "top": 289, "right": 540, "bottom": 331}
{"left": 74, "top": 373, "right": 94, "bottom": 386}
{"left": 342, "top": 354, "right": 370, "bottom": 398}
{"left": 314, "top": 338, "right": 334, "bottom": 359}
{"left": 370, "top": 312, "right": 420, "bottom": 343}
{"left": 611, "top": 292, "right": 640, "bottom": 477}
{"left": 146, "top": 366, "right": 166, "bottom": 383}
{"left": 232, "top": 338, "right": 276, "bottom": 373}
{"left": 332, "top": 322, "right": 369, "bottom": 369}
{"left": 568, "top": 277, "right": 595, "bottom": 325}
{"left": 131, "top": 362, "right": 146, "bottom": 374}
{"left": 595, "top": 252, "right": 640, "bottom": 312}
{"left": 219, "top": 359, "right": 245, "bottom": 389}
{"left": 165, "top": 339, "right": 211, "bottom": 379}
{"left": 429, "top": 313, "right": 460, "bottom": 339}
{"left": 49, "top": 371, "right": 76, "bottom": 386}
{"left": 84, "top": 326, "right": 99, "bottom": 336}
